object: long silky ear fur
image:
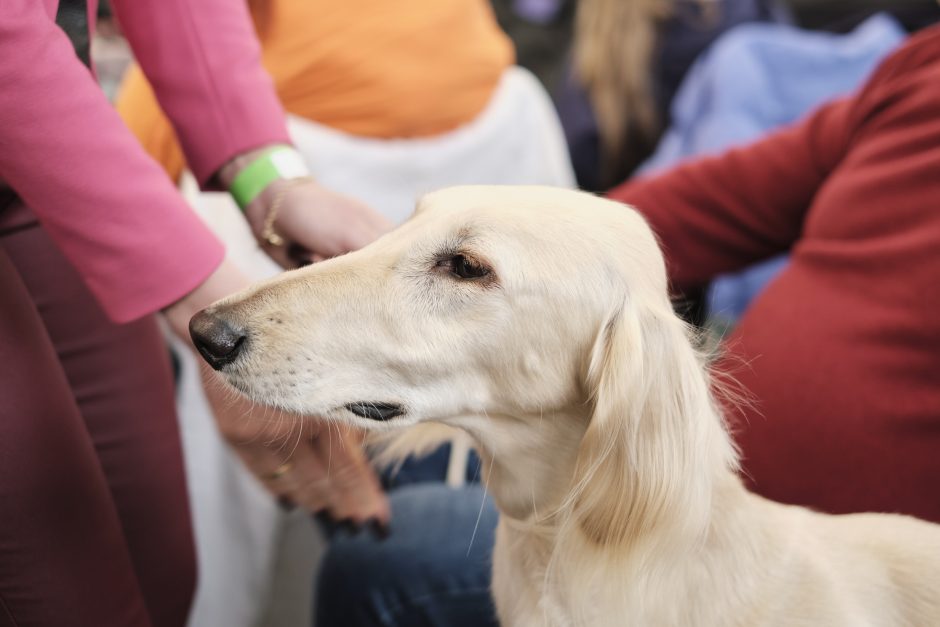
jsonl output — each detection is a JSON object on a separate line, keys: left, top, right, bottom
{"left": 541, "top": 298, "right": 737, "bottom": 624}
{"left": 563, "top": 298, "right": 736, "bottom": 554}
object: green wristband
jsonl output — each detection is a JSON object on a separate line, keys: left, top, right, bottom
{"left": 229, "top": 146, "right": 309, "bottom": 211}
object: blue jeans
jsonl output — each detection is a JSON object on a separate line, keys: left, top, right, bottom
{"left": 315, "top": 447, "right": 499, "bottom": 627}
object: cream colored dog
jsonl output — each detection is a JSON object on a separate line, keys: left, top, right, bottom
{"left": 191, "top": 186, "right": 940, "bottom": 626}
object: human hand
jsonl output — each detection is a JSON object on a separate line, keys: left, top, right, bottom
{"left": 216, "top": 145, "right": 392, "bottom": 268}
{"left": 163, "top": 263, "right": 390, "bottom": 532}
{"left": 200, "top": 363, "right": 391, "bottom": 532}
{"left": 247, "top": 177, "right": 392, "bottom": 268}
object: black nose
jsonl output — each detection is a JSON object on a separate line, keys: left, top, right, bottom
{"left": 189, "top": 310, "right": 247, "bottom": 370}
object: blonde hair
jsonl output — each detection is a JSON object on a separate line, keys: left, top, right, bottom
{"left": 574, "top": 0, "right": 716, "bottom": 185}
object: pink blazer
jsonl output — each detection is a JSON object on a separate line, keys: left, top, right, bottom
{"left": 0, "top": 0, "right": 290, "bottom": 322}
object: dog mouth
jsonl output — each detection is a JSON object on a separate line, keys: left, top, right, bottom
{"left": 344, "top": 402, "right": 406, "bottom": 421}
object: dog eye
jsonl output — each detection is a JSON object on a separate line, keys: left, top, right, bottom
{"left": 437, "top": 254, "right": 490, "bottom": 280}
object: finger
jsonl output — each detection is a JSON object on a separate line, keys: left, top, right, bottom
{"left": 344, "top": 215, "right": 391, "bottom": 251}
{"left": 260, "top": 240, "right": 298, "bottom": 269}
{"left": 285, "top": 437, "right": 333, "bottom": 514}
{"left": 287, "top": 244, "right": 317, "bottom": 267}
{"left": 222, "top": 408, "right": 313, "bottom": 502}
{"left": 231, "top": 443, "right": 294, "bottom": 499}
{"left": 371, "top": 213, "right": 394, "bottom": 234}
{"left": 310, "top": 425, "right": 390, "bottom": 525}
{"left": 267, "top": 418, "right": 334, "bottom": 512}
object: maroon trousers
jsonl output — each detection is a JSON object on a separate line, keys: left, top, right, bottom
{"left": 0, "top": 198, "right": 196, "bottom": 627}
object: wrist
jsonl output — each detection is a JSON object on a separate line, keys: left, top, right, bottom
{"left": 217, "top": 145, "right": 283, "bottom": 188}
{"left": 223, "top": 145, "right": 310, "bottom": 211}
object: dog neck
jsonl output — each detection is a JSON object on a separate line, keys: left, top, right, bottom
{"left": 447, "top": 405, "right": 592, "bottom": 522}
{"left": 449, "top": 399, "right": 761, "bottom": 626}
{"left": 450, "top": 398, "right": 740, "bottom": 542}
{"left": 489, "top": 459, "right": 763, "bottom": 627}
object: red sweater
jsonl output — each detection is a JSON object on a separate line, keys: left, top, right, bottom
{"left": 610, "top": 26, "right": 940, "bottom": 523}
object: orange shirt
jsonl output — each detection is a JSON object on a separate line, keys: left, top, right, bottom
{"left": 117, "top": 0, "right": 513, "bottom": 181}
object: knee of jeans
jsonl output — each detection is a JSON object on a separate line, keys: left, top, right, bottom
{"left": 315, "top": 538, "right": 391, "bottom": 627}
{"left": 314, "top": 483, "right": 498, "bottom": 627}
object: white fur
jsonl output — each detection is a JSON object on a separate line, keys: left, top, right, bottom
{"left": 205, "top": 186, "right": 940, "bottom": 626}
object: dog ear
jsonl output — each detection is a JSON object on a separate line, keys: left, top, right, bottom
{"left": 570, "top": 300, "right": 718, "bottom": 549}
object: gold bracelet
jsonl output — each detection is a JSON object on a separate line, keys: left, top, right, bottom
{"left": 260, "top": 176, "right": 314, "bottom": 248}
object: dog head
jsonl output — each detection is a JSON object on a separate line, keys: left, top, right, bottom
{"left": 192, "top": 185, "right": 733, "bottom": 542}
{"left": 191, "top": 186, "right": 672, "bottom": 423}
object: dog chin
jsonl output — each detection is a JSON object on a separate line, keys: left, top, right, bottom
{"left": 218, "top": 370, "right": 417, "bottom": 429}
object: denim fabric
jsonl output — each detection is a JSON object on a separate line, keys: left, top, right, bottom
{"left": 378, "top": 444, "right": 483, "bottom": 491}
{"left": 315, "top": 481, "right": 499, "bottom": 627}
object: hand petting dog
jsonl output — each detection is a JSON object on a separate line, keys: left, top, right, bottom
{"left": 163, "top": 154, "right": 391, "bottom": 531}
{"left": 200, "top": 362, "right": 390, "bottom": 532}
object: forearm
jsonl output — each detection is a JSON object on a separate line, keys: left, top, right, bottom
{"left": 609, "top": 98, "right": 852, "bottom": 288}
{"left": 0, "top": 1, "right": 225, "bottom": 323}
{"left": 111, "top": 0, "right": 290, "bottom": 187}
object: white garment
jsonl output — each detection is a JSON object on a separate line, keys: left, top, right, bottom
{"left": 175, "top": 66, "right": 573, "bottom": 627}
{"left": 288, "top": 66, "right": 575, "bottom": 224}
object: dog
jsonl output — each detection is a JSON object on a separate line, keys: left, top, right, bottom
{"left": 190, "top": 186, "right": 940, "bottom": 626}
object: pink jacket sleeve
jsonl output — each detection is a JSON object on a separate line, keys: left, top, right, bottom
{"left": 0, "top": 0, "right": 291, "bottom": 323}
{"left": 0, "top": 0, "right": 229, "bottom": 322}
{"left": 110, "top": 0, "right": 291, "bottom": 186}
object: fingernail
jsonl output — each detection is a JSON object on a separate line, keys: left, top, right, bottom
{"left": 369, "top": 519, "right": 390, "bottom": 540}
{"left": 338, "top": 519, "right": 360, "bottom": 535}
{"left": 313, "top": 511, "right": 333, "bottom": 528}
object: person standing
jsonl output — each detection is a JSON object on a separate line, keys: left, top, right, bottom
{"left": 0, "top": 1, "right": 389, "bottom": 625}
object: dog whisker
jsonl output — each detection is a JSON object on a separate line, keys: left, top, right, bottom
{"left": 326, "top": 420, "right": 335, "bottom": 478}
{"left": 286, "top": 413, "right": 305, "bottom": 461}
{"left": 467, "top": 450, "right": 495, "bottom": 557}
